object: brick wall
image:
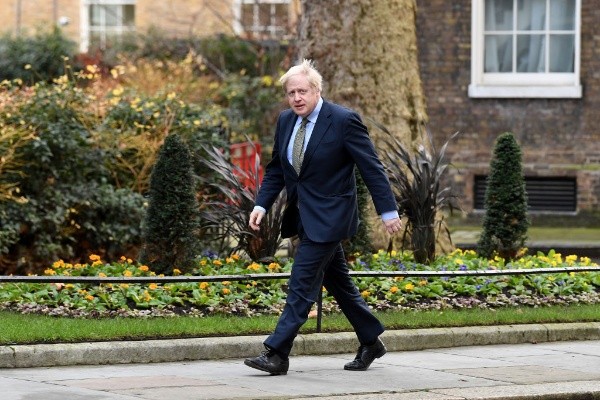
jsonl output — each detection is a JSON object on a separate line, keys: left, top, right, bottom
{"left": 415, "top": 0, "right": 600, "bottom": 214}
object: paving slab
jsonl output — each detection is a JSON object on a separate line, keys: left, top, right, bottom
{"left": 3, "top": 339, "right": 600, "bottom": 400}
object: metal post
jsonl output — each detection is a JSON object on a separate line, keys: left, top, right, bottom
{"left": 316, "top": 286, "right": 323, "bottom": 333}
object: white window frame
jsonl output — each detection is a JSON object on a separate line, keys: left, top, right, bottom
{"left": 469, "top": 0, "right": 582, "bottom": 98}
{"left": 232, "top": 0, "right": 290, "bottom": 39}
{"left": 80, "top": 0, "right": 136, "bottom": 53}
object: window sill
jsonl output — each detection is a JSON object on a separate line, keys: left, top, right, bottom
{"left": 468, "top": 84, "right": 582, "bottom": 99}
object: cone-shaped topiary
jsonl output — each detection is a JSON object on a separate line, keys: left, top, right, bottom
{"left": 477, "top": 132, "right": 529, "bottom": 260}
{"left": 139, "top": 134, "right": 200, "bottom": 274}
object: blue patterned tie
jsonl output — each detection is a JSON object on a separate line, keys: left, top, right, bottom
{"left": 292, "top": 117, "right": 309, "bottom": 174}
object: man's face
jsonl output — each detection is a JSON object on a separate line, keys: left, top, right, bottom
{"left": 285, "top": 74, "right": 320, "bottom": 118}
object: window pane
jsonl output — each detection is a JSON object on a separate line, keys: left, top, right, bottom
{"left": 549, "top": 34, "right": 574, "bottom": 72}
{"left": 123, "top": 5, "right": 135, "bottom": 27}
{"left": 517, "top": 0, "right": 546, "bottom": 31}
{"left": 485, "top": 34, "right": 513, "bottom": 72}
{"left": 103, "top": 6, "right": 120, "bottom": 27}
{"left": 241, "top": 4, "right": 255, "bottom": 27}
{"left": 89, "top": 5, "right": 102, "bottom": 27}
{"left": 517, "top": 34, "right": 545, "bottom": 72}
{"left": 257, "top": 4, "right": 272, "bottom": 26}
{"left": 274, "top": 4, "right": 289, "bottom": 28}
{"left": 485, "top": 0, "right": 513, "bottom": 31}
{"left": 550, "top": 0, "right": 575, "bottom": 30}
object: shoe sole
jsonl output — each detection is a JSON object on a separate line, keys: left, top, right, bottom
{"left": 244, "top": 359, "right": 288, "bottom": 375}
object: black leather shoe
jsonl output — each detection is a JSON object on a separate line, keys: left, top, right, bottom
{"left": 344, "top": 338, "right": 387, "bottom": 371}
{"left": 244, "top": 349, "right": 289, "bottom": 375}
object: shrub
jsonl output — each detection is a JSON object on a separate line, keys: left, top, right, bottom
{"left": 477, "top": 132, "right": 529, "bottom": 260}
{"left": 0, "top": 27, "right": 76, "bottom": 83}
{"left": 140, "top": 134, "right": 201, "bottom": 274}
{"left": 199, "top": 142, "right": 285, "bottom": 261}
{"left": 378, "top": 124, "right": 459, "bottom": 264}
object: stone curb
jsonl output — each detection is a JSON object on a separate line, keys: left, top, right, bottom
{"left": 1, "top": 322, "right": 600, "bottom": 369}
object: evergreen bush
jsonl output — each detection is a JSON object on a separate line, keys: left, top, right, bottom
{"left": 477, "top": 132, "right": 529, "bottom": 260}
{"left": 0, "top": 27, "right": 76, "bottom": 83}
{"left": 140, "top": 134, "right": 201, "bottom": 274}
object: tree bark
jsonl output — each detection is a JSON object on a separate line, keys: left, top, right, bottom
{"left": 297, "top": 0, "right": 430, "bottom": 251}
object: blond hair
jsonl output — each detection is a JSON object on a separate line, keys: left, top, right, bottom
{"left": 279, "top": 59, "right": 323, "bottom": 92}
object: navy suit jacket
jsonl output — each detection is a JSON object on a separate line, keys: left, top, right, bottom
{"left": 256, "top": 100, "right": 397, "bottom": 243}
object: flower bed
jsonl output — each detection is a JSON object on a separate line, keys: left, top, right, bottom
{"left": 1, "top": 250, "right": 599, "bottom": 318}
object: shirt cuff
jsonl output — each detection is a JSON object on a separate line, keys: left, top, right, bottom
{"left": 380, "top": 210, "right": 399, "bottom": 221}
{"left": 253, "top": 205, "right": 267, "bottom": 214}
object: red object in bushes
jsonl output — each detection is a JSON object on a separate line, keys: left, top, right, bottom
{"left": 230, "top": 142, "right": 263, "bottom": 190}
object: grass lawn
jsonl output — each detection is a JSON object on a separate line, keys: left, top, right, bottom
{"left": 450, "top": 226, "right": 600, "bottom": 245}
{"left": 2, "top": 304, "right": 600, "bottom": 346}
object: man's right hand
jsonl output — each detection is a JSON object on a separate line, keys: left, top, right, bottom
{"left": 249, "top": 209, "right": 265, "bottom": 231}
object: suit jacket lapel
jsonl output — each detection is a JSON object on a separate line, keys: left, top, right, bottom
{"left": 301, "top": 101, "right": 332, "bottom": 169}
{"left": 281, "top": 111, "right": 297, "bottom": 171}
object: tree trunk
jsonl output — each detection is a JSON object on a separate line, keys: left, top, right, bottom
{"left": 297, "top": 0, "right": 431, "bottom": 251}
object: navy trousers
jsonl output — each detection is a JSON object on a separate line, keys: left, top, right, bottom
{"left": 264, "top": 221, "right": 384, "bottom": 357}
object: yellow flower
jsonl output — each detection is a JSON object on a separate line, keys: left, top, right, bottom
{"left": 111, "top": 86, "right": 124, "bottom": 96}
{"left": 404, "top": 283, "right": 415, "bottom": 291}
{"left": 92, "top": 260, "right": 102, "bottom": 267}
{"left": 120, "top": 283, "right": 129, "bottom": 289}
{"left": 454, "top": 258, "right": 463, "bottom": 265}
{"left": 566, "top": 255, "right": 578, "bottom": 265}
{"left": 149, "top": 283, "right": 158, "bottom": 290}
{"left": 52, "top": 259, "right": 65, "bottom": 269}
{"left": 247, "top": 262, "right": 260, "bottom": 271}
{"left": 120, "top": 256, "right": 127, "bottom": 261}
{"left": 167, "top": 92, "right": 176, "bottom": 100}
{"left": 123, "top": 270, "right": 133, "bottom": 277}
{"left": 261, "top": 75, "right": 273, "bottom": 86}
{"left": 213, "top": 260, "right": 222, "bottom": 266}
{"left": 232, "top": 254, "right": 240, "bottom": 260}
{"left": 361, "top": 290, "right": 370, "bottom": 298}
{"left": 226, "top": 257, "right": 235, "bottom": 264}
{"left": 268, "top": 262, "right": 280, "bottom": 271}
{"left": 143, "top": 291, "right": 151, "bottom": 302}
{"left": 44, "top": 268, "right": 56, "bottom": 275}
{"left": 390, "top": 250, "right": 397, "bottom": 257}
{"left": 390, "top": 286, "right": 399, "bottom": 294}
{"left": 98, "top": 272, "right": 107, "bottom": 278}
{"left": 89, "top": 254, "right": 101, "bottom": 261}
{"left": 85, "top": 295, "right": 94, "bottom": 301}
{"left": 419, "top": 279, "right": 428, "bottom": 286}
{"left": 222, "top": 288, "right": 231, "bottom": 295}
{"left": 394, "top": 276, "right": 404, "bottom": 282}
{"left": 139, "top": 265, "right": 149, "bottom": 272}
{"left": 173, "top": 268, "right": 181, "bottom": 275}
{"left": 199, "top": 282, "right": 209, "bottom": 290}
{"left": 200, "top": 260, "right": 207, "bottom": 266}
{"left": 222, "top": 281, "right": 231, "bottom": 286}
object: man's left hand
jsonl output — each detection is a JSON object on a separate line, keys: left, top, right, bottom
{"left": 383, "top": 217, "right": 402, "bottom": 234}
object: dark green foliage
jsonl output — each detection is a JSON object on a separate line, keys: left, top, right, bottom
{"left": 477, "top": 132, "right": 529, "bottom": 260}
{"left": 140, "top": 135, "right": 201, "bottom": 274}
{"left": 106, "top": 29, "right": 288, "bottom": 76}
{"left": 344, "top": 170, "right": 374, "bottom": 257}
{"left": 0, "top": 81, "right": 144, "bottom": 274}
{"left": 0, "top": 27, "right": 76, "bottom": 83}
{"left": 376, "top": 123, "right": 458, "bottom": 264}
{"left": 199, "top": 142, "right": 285, "bottom": 261}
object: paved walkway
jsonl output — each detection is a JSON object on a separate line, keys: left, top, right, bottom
{"left": 2, "top": 323, "right": 600, "bottom": 399}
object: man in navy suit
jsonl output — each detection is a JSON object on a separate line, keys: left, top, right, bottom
{"left": 244, "top": 59, "right": 402, "bottom": 375}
